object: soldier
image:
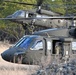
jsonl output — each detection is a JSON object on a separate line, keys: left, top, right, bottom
{"left": 55, "top": 42, "right": 62, "bottom": 55}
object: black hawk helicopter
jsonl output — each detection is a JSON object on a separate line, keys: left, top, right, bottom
{"left": 1, "top": 0, "right": 76, "bottom": 64}
{"left": 1, "top": 16, "right": 76, "bottom": 64}
{"left": 2, "top": 0, "right": 72, "bottom": 34}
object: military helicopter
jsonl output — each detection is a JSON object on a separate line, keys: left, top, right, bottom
{"left": 1, "top": 16, "right": 76, "bottom": 64}
{"left": 1, "top": 0, "right": 76, "bottom": 64}
{"left": 2, "top": 0, "right": 72, "bottom": 34}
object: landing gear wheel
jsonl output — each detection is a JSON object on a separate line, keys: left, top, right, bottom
{"left": 13, "top": 55, "right": 23, "bottom": 64}
{"left": 17, "top": 55, "right": 23, "bottom": 64}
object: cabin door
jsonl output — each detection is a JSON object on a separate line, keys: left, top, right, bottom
{"left": 25, "top": 38, "right": 45, "bottom": 64}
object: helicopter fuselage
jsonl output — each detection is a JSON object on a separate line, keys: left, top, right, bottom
{"left": 1, "top": 27, "right": 76, "bottom": 64}
{"left": 7, "top": 10, "right": 72, "bottom": 29}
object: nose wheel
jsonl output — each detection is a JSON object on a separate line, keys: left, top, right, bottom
{"left": 13, "top": 55, "right": 23, "bottom": 64}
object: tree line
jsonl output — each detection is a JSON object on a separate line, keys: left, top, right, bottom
{"left": 0, "top": 0, "right": 76, "bottom": 43}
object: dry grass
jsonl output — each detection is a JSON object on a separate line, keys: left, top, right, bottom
{"left": 0, "top": 70, "right": 29, "bottom": 75}
{"left": 0, "top": 41, "right": 39, "bottom": 75}
{"left": 0, "top": 41, "right": 11, "bottom": 53}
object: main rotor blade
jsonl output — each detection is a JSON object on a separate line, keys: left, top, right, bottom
{"left": 4, "top": 0, "right": 37, "bottom": 6}
{"left": 0, "top": 16, "right": 76, "bottom": 20}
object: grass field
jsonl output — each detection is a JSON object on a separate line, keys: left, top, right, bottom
{"left": 0, "top": 41, "right": 38, "bottom": 75}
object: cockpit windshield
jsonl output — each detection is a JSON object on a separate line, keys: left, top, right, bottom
{"left": 13, "top": 10, "right": 25, "bottom": 18}
{"left": 14, "top": 35, "right": 39, "bottom": 49}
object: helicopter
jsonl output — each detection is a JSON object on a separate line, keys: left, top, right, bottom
{"left": 1, "top": 16, "right": 76, "bottom": 64}
{"left": 1, "top": 0, "right": 76, "bottom": 64}
{"left": 2, "top": 0, "right": 72, "bottom": 34}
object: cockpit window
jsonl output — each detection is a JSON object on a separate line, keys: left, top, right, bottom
{"left": 14, "top": 36, "right": 28, "bottom": 47}
{"left": 47, "top": 41, "right": 52, "bottom": 50}
{"left": 14, "top": 36, "right": 41, "bottom": 49}
{"left": 19, "top": 38, "right": 32, "bottom": 48}
{"left": 30, "top": 40, "right": 43, "bottom": 50}
{"left": 28, "top": 13, "right": 36, "bottom": 18}
{"left": 13, "top": 10, "right": 25, "bottom": 18}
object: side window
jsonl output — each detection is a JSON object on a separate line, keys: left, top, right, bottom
{"left": 47, "top": 41, "right": 52, "bottom": 50}
{"left": 72, "top": 42, "right": 76, "bottom": 54}
{"left": 30, "top": 40, "right": 43, "bottom": 50}
{"left": 72, "top": 42, "right": 76, "bottom": 50}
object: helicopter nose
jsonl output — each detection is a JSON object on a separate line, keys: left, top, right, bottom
{"left": 1, "top": 53, "right": 5, "bottom": 60}
{"left": 1, "top": 50, "right": 11, "bottom": 61}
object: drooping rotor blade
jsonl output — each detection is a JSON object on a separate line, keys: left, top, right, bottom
{"left": 22, "top": 16, "right": 76, "bottom": 20}
{"left": 0, "top": 16, "right": 76, "bottom": 20}
{"left": 4, "top": 0, "right": 37, "bottom": 6}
